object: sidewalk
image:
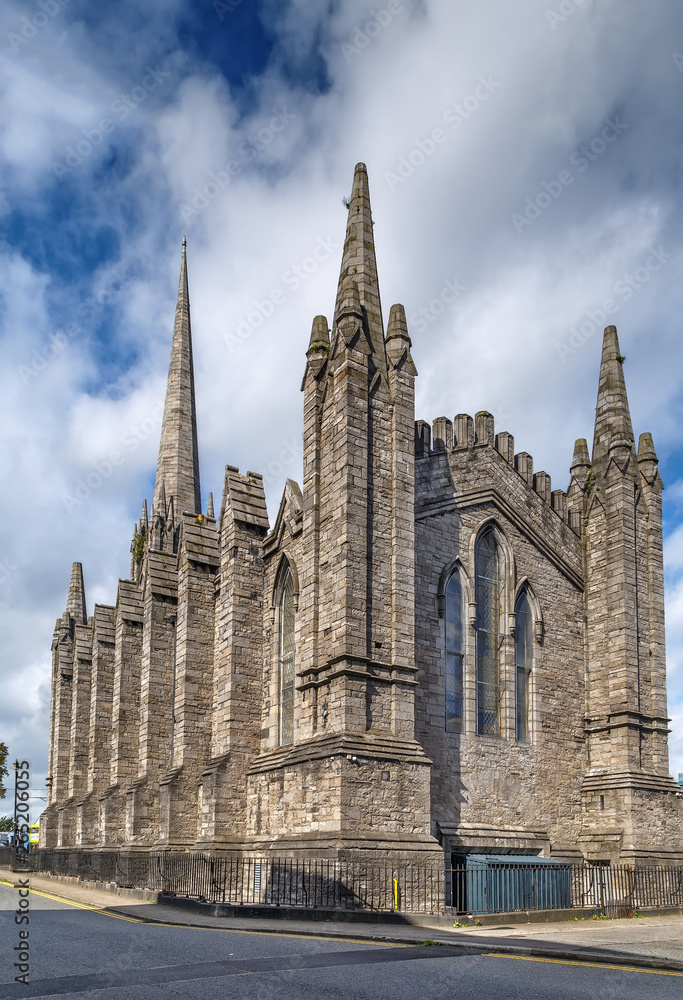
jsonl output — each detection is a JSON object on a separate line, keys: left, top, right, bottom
{"left": 3, "top": 868, "right": 682, "bottom": 972}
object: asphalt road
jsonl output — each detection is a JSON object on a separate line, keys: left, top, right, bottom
{"left": 1, "top": 882, "right": 681, "bottom": 999}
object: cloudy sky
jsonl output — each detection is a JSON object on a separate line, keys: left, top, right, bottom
{"left": 1, "top": 0, "right": 683, "bottom": 819}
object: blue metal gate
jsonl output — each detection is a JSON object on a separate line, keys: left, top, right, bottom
{"left": 453, "top": 855, "right": 572, "bottom": 914}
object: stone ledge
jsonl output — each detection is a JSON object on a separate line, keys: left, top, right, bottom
{"left": 582, "top": 771, "right": 681, "bottom": 794}
{"left": 247, "top": 732, "right": 433, "bottom": 775}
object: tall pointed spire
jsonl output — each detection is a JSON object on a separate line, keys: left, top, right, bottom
{"left": 334, "top": 163, "right": 385, "bottom": 361}
{"left": 153, "top": 237, "right": 201, "bottom": 517}
{"left": 591, "top": 325, "right": 635, "bottom": 474}
{"left": 65, "top": 562, "right": 87, "bottom": 624}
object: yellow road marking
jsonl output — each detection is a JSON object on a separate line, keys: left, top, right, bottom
{"left": 485, "top": 953, "right": 683, "bottom": 977}
{"left": 1, "top": 881, "right": 402, "bottom": 946}
{"left": 22, "top": 887, "right": 153, "bottom": 922}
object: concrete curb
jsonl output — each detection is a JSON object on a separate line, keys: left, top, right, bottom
{"left": 1, "top": 868, "right": 161, "bottom": 903}
{"left": 106, "top": 902, "right": 683, "bottom": 974}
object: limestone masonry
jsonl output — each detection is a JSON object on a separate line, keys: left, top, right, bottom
{"left": 41, "top": 164, "right": 683, "bottom": 864}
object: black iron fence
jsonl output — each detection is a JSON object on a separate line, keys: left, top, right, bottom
{"left": 146, "top": 855, "right": 441, "bottom": 912}
{"left": 2, "top": 848, "right": 682, "bottom": 918}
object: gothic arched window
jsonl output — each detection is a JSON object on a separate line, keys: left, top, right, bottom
{"left": 515, "top": 590, "right": 533, "bottom": 743}
{"left": 445, "top": 570, "right": 464, "bottom": 733}
{"left": 278, "top": 566, "right": 295, "bottom": 746}
{"left": 475, "top": 527, "right": 505, "bottom": 736}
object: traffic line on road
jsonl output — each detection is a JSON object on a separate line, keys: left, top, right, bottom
{"left": 8, "top": 884, "right": 404, "bottom": 946}
{"left": 0, "top": 944, "right": 475, "bottom": 998}
{"left": 23, "top": 887, "right": 150, "bottom": 923}
{"left": 484, "top": 953, "right": 683, "bottom": 977}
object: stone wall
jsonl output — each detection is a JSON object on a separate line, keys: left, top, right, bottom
{"left": 415, "top": 418, "right": 586, "bottom": 860}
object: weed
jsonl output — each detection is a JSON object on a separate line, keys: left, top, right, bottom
{"left": 132, "top": 533, "right": 145, "bottom": 565}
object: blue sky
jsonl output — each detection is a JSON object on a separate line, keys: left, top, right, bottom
{"left": 2, "top": 0, "right": 683, "bottom": 819}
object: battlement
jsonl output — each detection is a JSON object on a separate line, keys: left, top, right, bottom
{"left": 219, "top": 465, "right": 269, "bottom": 533}
{"left": 93, "top": 604, "right": 116, "bottom": 645}
{"left": 416, "top": 411, "right": 574, "bottom": 530}
{"left": 180, "top": 509, "right": 220, "bottom": 570}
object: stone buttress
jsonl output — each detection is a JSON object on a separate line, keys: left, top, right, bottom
{"left": 41, "top": 563, "right": 87, "bottom": 848}
{"left": 577, "top": 326, "right": 681, "bottom": 862}
{"left": 195, "top": 468, "right": 268, "bottom": 850}
{"left": 76, "top": 604, "right": 116, "bottom": 846}
{"left": 244, "top": 163, "right": 440, "bottom": 862}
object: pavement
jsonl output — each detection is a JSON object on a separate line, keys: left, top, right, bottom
{"left": 3, "top": 867, "right": 683, "bottom": 973}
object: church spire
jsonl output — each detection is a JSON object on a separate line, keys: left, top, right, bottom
{"left": 591, "top": 325, "right": 635, "bottom": 475}
{"left": 334, "top": 163, "right": 385, "bottom": 362}
{"left": 65, "top": 562, "right": 87, "bottom": 624}
{"left": 153, "top": 237, "right": 201, "bottom": 518}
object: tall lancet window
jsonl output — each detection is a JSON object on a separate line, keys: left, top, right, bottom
{"left": 445, "top": 571, "right": 465, "bottom": 732}
{"left": 515, "top": 591, "right": 533, "bottom": 743}
{"left": 475, "top": 527, "right": 505, "bottom": 736}
{"left": 278, "top": 567, "right": 296, "bottom": 746}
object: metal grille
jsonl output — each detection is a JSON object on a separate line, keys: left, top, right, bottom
{"left": 278, "top": 568, "right": 295, "bottom": 746}
{"left": 4, "top": 850, "right": 683, "bottom": 918}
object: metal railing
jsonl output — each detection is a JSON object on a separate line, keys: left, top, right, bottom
{"left": 147, "top": 856, "right": 442, "bottom": 912}
{"left": 2, "top": 849, "right": 682, "bottom": 918}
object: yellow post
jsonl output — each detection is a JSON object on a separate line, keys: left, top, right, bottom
{"left": 393, "top": 877, "right": 399, "bottom": 910}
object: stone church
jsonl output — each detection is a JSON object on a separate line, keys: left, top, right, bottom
{"left": 41, "top": 163, "right": 683, "bottom": 865}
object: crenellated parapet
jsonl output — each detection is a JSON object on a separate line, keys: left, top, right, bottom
{"left": 415, "top": 410, "right": 572, "bottom": 530}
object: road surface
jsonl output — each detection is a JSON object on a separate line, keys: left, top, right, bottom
{"left": 0, "top": 881, "right": 680, "bottom": 998}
